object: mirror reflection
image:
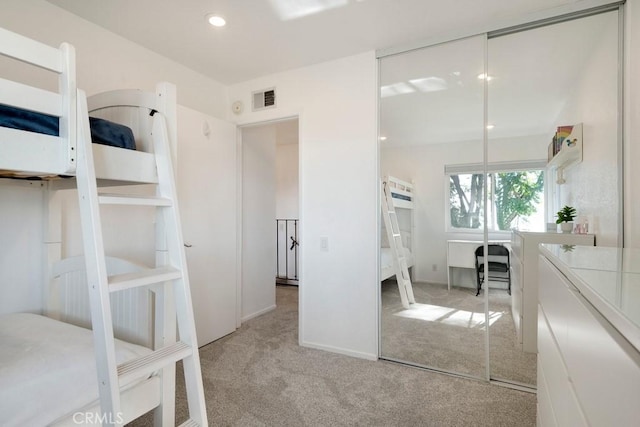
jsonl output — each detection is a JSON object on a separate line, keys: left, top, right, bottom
{"left": 379, "top": 9, "right": 621, "bottom": 387}
{"left": 487, "top": 11, "right": 620, "bottom": 386}
{"left": 379, "top": 35, "right": 486, "bottom": 378}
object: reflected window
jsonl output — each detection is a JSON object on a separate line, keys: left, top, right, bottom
{"left": 448, "top": 168, "right": 544, "bottom": 232}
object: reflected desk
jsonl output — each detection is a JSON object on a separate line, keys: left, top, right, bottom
{"left": 446, "top": 239, "right": 510, "bottom": 291}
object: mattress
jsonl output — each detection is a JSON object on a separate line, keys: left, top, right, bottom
{"left": 0, "top": 104, "right": 136, "bottom": 150}
{"left": 0, "top": 313, "right": 152, "bottom": 426}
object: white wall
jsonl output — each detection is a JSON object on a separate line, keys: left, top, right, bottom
{"left": 229, "top": 52, "right": 378, "bottom": 360}
{"left": 555, "top": 11, "right": 619, "bottom": 247}
{"left": 381, "top": 135, "right": 547, "bottom": 285}
{"left": 0, "top": 0, "right": 228, "bottom": 118}
{"left": 276, "top": 143, "right": 299, "bottom": 219}
{"left": 0, "top": 181, "right": 45, "bottom": 314}
{"left": 241, "top": 125, "right": 277, "bottom": 321}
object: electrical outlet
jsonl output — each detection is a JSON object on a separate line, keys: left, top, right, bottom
{"left": 432, "top": 264, "right": 438, "bottom": 271}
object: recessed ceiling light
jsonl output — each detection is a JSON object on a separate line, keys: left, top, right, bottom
{"left": 477, "top": 73, "right": 493, "bottom": 81}
{"left": 379, "top": 136, "right": 388, "bottom": 141}
{"left": 207, "top": 14, "right": 226, "bottom": 27}
{"left": 486, "top": 124, "right": 495, "bottom": 130}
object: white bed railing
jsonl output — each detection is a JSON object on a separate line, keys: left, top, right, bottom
{"left": 0, "top": 27, "right": 77, "bottom": 176}
{"left": 50, "top": 255, "right": 153, "bottom": 348}
{"left": 385, "top": 175, "right": 414, "bottom": 209}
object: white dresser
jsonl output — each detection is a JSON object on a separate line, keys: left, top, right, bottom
{"left": 510, "top": 231, "right": 594, "bottom": 353}
{"left": 538, "top": 245, "right": 640, "bottom": 426}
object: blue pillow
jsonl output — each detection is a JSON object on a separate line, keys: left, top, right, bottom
{"left": 0, "top": 104, "right": 136, "bottom": 150}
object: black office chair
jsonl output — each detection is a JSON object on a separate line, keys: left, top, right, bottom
{"left": 474, "top": 244, "right": 511, "bottom": 296}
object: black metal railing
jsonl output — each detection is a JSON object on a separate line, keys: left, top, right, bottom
{"left": 276, "top": 219, "right": 299, "bottom": 285}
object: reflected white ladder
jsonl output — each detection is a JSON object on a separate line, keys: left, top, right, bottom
{"left": 75, "top": 90, "right": 207, "bottom": 426}
{"left": 382, "top": 181, "right": 415, "bottom": 309}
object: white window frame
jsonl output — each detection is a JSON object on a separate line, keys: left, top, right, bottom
{"left": 445, "top": 160, "right": 548, "bottom": 234}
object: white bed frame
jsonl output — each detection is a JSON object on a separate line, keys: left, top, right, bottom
{"left": 381, "top": 175, "right": 415, "bottom": 281}
{"left": 0, "top": 256, "right": 159, "bottom": 426}
{"left": 0, "top": 27, "right": 179, "bottom": 425}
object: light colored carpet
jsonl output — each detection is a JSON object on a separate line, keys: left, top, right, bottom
{"left": 131, "top": 286, "right": 536, "bottom": 426}
{"left": 381, "top": 281, "right": 536, "bottom": 385}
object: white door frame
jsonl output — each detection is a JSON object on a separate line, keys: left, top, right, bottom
{"left": 236, "top": 114, "right": 301, "bottom": 328}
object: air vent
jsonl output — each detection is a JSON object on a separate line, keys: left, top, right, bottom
{"left": 252, "top": 87, "right": 276, "bottom": 111}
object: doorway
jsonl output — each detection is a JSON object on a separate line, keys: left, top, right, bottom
{"left": 240, "top": 118, "right": 300, "bottom": 323}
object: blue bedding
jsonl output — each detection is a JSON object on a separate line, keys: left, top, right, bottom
{"left": 0, "top": 104, "right": 136, "bottom": 150}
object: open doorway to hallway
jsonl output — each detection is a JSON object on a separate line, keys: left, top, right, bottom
{"left": 240, "top": 117, "right": 299, "bottom": 323}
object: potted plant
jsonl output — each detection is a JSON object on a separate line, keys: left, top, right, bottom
{"left": 556, "top": 205, "right": 577, "bottom": 233}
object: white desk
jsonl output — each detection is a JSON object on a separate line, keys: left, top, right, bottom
{"left": 446, "top": 239, "right": 509, "bottom": 291}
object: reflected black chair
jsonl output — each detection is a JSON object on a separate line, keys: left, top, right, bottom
{"left": 474, "top": 244, "right": 511, "bottom": 296}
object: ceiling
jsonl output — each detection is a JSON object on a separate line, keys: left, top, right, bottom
{"left": 47, "top": 0, "right": 583, "bottom": 85}
{"left": 46, "top": 0, "right": 616, "bottom": 147}
{"left": 379, "top": 10, "right": 617, "bottom": 146}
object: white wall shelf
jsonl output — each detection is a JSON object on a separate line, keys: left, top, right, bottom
{"left": 547, "top": 123, "right": 583, "bottom": 184}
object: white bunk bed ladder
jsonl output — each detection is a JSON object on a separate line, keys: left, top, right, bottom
{"left": 75, "top": 90, "right": 207, "bottom": 426}
{"left": 382, "top": 181, "right": 415, "bottom": 309}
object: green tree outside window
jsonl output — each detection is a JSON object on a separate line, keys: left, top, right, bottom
{"left": 449, "top": 170, "right": 544, "bottom": 231}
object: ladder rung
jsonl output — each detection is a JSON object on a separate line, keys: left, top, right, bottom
{"left": 98, "top": 193, "right": 173, "bottom": 207}
{"left": 178, "top": 420, "right": 200, "bottom": 427}
{"left": 392, "top": 233, "right": 401, "bottom": 237}
{"left": 108, "top": 267, "right": 182, "bottom": 292}
{"left": 118, "top": 341, "right": 192, "bottom": 385}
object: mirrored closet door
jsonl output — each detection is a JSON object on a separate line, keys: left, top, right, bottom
{"left": 379, "top": 35, "right": 487, "bottom": 379}
{"left": 486, "top": 9, "right": 622, "bottom": 387}
{"left": 379, "top": 4, "right": 623, "bottom": 386}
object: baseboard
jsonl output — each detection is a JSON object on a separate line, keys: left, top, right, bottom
{"left": 241, "top": 304, "right": 276, "bottom": 323}
{"left": 300, "top": 340, "right": 378, "bottom": 361}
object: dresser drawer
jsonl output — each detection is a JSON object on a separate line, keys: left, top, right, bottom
{"left": 538, "top": 305, "right": 587, "bottom": 426}
{"left": 539, "top": 255, "right": 640, "bottom": 426}
{"left": 537, "top": 361, "right": 557, "bottom": 427}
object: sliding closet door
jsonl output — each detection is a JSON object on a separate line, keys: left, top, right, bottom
{"left": 486, "top": 10, "right": 622, "bottom": 387}
{"left": 379, "top": 35, "right": 488, "bottom": 379}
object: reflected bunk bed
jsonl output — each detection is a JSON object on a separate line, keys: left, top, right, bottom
{"left": 0, "top": 27, "right": 206, "bottom": 426}
{"left": 381, "top": 175, "right": 416, "bottom": 309}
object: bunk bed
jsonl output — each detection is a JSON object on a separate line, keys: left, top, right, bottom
{"left": 0, "top": 258, "right": 158, "bottom": 426}
{"left": 380, "top": 175, "right": 415, "bottom": 281}
{"left": 0, "top": 27, "right": 201, "bottom": 426}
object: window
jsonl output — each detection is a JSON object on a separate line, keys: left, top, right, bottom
{"left": 447, "top": 163, "right": 545, "bottom": 232}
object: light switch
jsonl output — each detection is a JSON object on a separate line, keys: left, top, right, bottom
{"left": 320, "top": 236, "right": 329, "bottom": 251}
